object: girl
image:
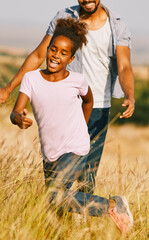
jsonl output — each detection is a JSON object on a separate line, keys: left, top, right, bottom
{"left": 10, "top": 18, "right": 133, "bottom": 234}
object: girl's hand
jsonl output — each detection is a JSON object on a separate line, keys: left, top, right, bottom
{"left": 11, "top": 109, "right": 33, "bottom": 129}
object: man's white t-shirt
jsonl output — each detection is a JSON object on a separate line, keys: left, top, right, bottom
{"left": 82, "top": 18, "right": 112, "bottom": 108}
{"left": 20, "top": 70, "right": 90, "bottom": 162}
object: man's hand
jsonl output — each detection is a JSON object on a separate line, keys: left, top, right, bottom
{"left": 0, "top": 87, "right": 10, "bottom": 104}
{"left": 11, "top": 109, "right": 33, "bottom": 129}
{"left": 0, "top": 34, "right": 52, "bottom": 104}
{"left": 120, "top": 98, "right": 135, "bottom": 119}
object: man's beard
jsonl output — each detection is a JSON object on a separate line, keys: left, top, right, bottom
{"left": 80, "top": 1, "right": 100, "bottom": 15}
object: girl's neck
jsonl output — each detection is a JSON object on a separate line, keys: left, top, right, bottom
{"left": 40, "top": 69, "right": 69, "bottom": 82}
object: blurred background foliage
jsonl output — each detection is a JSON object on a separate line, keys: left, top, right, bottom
{"left": 0, "top": 52, "right": 149, "bottom": 126}
{"left": 111, "top": 78, "right": 149, "bottom": 125}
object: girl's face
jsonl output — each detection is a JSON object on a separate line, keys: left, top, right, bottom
{"left": 46, "top": 35, "right": 75, "bottom": 74}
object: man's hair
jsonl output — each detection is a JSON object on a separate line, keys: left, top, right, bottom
{"left": 48, "top": 18, "right": 88, "bottom": 56}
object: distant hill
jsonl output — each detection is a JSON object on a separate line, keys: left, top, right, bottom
{"left": 0, "top": 48, "right": 148, "bottom": 83}
{"left": 0, "top": 22, "right": 149, "bottom": 65}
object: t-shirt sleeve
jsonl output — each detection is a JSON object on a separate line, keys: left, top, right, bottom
{"left": 46, "top": 10, "right": 64, "bottom": 36}
{"left": 115, "top": 19, "right": 131, "bottom": 48}
{"left": 79, "top": 75, "right": 89, "bottom": 96}
{"left": 19, "top": 73, "right": 32, "bottom": 101}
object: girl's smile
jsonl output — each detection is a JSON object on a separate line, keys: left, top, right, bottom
{"left": 49, "top": 59, "right": 60, "bottom": 69}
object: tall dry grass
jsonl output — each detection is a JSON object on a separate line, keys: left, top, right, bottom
{"left": 0, "top": 105, "right": 149, "bottom": 240}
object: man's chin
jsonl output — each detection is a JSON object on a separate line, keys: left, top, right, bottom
{"left": 84, "top": 8, "right": 97, "bottom": 14}
{"left": 80, "top": 4, "right": 99, "bottom": 15}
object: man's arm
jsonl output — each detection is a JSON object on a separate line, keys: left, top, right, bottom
{"left": 0, "top": 34, "right": 52, "bottom": 103}
{"left": 116, "top": 45, "right": 135, "bottom": 119}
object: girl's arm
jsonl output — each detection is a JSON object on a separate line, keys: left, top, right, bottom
{"left": 10, "top": 92, "right": 33, "bottom": 129}
{"left": 81, "top": 86, "right": 93, "bottom": 124}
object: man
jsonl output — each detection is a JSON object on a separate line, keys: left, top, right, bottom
{"left": 0, "top": 0, "right": 135, "bottom": 230}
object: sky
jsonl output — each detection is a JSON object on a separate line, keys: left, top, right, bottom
{"left": 1, "top": 0, "right": 149, "bottom": 33}
{"left": 0, "top": 0, "right": 149, "bottom": 64}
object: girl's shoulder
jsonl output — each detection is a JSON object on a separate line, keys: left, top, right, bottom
{"left": 23, "top": 69, "right": 41, "bottom": 86}
{"left": 68, "top": 71, "right": 88, "bottom": 90}
{"left": 24, "top": 69, "right": 41, "bottom": 78}
{"left": 69, "top": 71, "right": 86, "bottom": 81}
{"left": 69, "top": 71, "right": 83, "bottom": 77}
{"left": 22, "top": 70, "right": 42, "bottom": 90}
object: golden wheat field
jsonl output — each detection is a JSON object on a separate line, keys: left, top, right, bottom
{"left": 0, "top": 104, "right": 148, "bottom": 240}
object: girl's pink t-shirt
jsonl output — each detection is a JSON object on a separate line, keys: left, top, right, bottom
{"left": 20, "top": 70, "right": 90, "bottom": 162}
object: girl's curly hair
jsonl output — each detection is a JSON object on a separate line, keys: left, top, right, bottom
{"left": 49, "top": 18, "right": 88, "bottom": 56}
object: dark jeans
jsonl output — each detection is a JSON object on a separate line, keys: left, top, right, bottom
{"left": 43, "top": 153, "right": 109, "bottom": 216}
{"left": 78, "top": 108, "right": 110, "bottom": 193}
{"left": 43, "top": 153, "right": 87, "bottom": 190}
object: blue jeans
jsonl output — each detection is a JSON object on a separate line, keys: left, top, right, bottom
{"left": 43, "top": 152, "right": 109, "bottom": 216}
{"left": 78, "top": 108, "right": 110, "bottom": 193}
